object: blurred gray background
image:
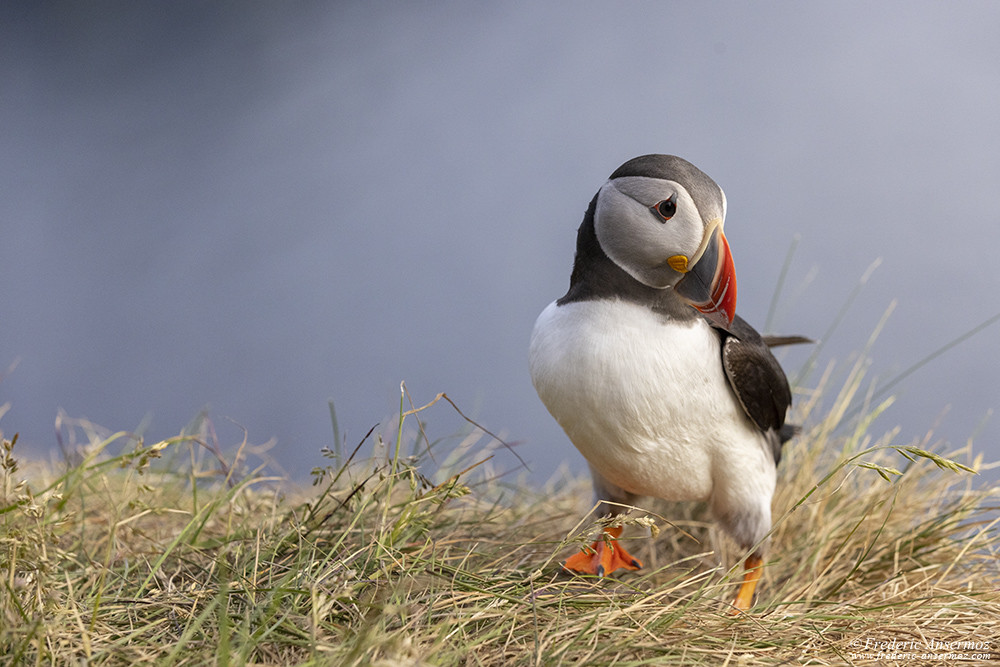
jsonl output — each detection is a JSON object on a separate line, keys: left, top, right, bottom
{"left": 2, "top": 3, "right": 997, "bottom": 482}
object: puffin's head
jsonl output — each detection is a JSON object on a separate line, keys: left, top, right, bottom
{"left": 593, "top": 154, "right": 737, "bottom": 327}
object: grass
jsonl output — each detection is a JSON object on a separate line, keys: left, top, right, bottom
{"left": 2, "top": 362, "right": 999, "bottom": 665}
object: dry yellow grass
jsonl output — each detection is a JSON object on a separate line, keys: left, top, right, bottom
{"left": 2, "top": 367, "right": 998, "bottom": 665}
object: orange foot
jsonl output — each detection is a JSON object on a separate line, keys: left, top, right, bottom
{"left": 730, "top": 554, "right": 763, "bottom": 614}
{"left": 564, "top": 526, "right": 643, "bottom": 577}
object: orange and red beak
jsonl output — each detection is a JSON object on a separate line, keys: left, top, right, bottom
{"left": 672, "top": 221, "right": 737, "bottom": 329}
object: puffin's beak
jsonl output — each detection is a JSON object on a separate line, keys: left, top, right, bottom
{"left": 672, "top": 221, "right": 737, "bottom": 328}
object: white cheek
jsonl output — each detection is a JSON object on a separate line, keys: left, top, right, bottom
{"left": 595, "top": 184, "right": 702, "bottom": 288}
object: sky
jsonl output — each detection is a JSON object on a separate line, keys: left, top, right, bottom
{"left": 2, "top": 2, "right": 998, "bottom": 486}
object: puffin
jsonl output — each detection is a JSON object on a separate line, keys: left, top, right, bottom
{"left": 529, "top": 154, "right": 800, "bottom": 612}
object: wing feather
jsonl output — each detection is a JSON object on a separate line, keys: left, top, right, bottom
{"left": 717, "top": 315, "right": 798, "bottom": 464}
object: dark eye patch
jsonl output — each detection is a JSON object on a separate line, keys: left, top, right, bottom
{"left": 650, "top": 196, "right": 676, "bottom": 222}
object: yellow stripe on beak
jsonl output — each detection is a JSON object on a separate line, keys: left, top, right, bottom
{"left": 667, "top": 255, "right": 689, "bottom": 273}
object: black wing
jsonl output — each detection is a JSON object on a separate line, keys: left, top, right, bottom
{"left": 715, "top": 315, "right": 798, "bottom": 465}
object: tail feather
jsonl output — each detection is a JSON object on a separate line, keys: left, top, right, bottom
{"left": 762, "top": 334, "right": 814, "bottom": 348}
{"left": 779, "top": 423, "right": 800, "bottom": 444}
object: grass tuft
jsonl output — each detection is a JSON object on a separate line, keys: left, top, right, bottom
{"left": 2, "top": 367, "right": 998, "bottom": 665}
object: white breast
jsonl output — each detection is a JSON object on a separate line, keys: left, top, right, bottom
{"left": 529, "top": 298, "right": 773, "bottom": 503}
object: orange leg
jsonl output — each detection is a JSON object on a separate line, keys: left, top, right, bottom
{"left": 731, "top": 554, "right": 764, "bottom": 613}
{"left": 564, "top": 525, "right": 643, "bottom": 577}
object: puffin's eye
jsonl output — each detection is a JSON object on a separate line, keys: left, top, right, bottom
{"left": 651, "top": 196, "right": 677, "bottom": 222}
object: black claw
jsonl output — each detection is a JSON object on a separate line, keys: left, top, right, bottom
{"left": 596, "top": 565, "right": 605, "bottom": 577}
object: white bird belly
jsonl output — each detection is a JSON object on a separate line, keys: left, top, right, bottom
{"left": 530, "top": 298, "right": 767, "bottom": 502}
